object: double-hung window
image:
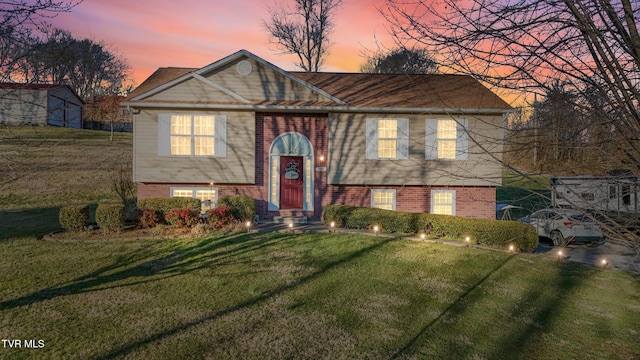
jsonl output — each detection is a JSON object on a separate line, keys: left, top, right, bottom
{"left": 371, "top": 189, "right": 396, "bottom": 210}
{"left": 158, "top": 114, "right": 227, "bottom": 157}
{"left": 431, "top": 190, "right": 456, "bottom": 215}
{"left": 366, "top": 118, "right": 409, "bottom": 160}
{"left": 425, "top": 119, "right": 468, "bottom": 160}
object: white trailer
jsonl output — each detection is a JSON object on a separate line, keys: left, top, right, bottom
{"left": 551, "top": 175, "right": 640, "bottom": 213}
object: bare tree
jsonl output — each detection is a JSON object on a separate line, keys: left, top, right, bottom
{"left": 263, "top": 0, "right": 342, "bottom": 71}
{"left": 382, "top": 0, "right": 640, "bottom": 250}
{"left": 0, "top": 0, "right": 81, "bottom": 82}
{"left": 360, "top": 46, "right": 439, "bottom": 74}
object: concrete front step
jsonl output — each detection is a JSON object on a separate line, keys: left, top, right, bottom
{"left": 272, "top": 216, "right": 308, "bottom": 224}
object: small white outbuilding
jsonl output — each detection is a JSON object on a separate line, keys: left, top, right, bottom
{"left": 0, "top": 83, "right": 84, "bottom": 128}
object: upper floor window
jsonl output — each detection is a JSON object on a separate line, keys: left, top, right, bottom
{"left": 158, "top": 114, "right": 227, "bottom": 157}
{"left": 366, "top": 118, "right": 409, "bottom": 160}
{"left": 425, "top": 119, "right": 468, "bottom": 160}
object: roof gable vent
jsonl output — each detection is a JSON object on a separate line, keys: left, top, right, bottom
{"left": 236, "top": 60, "right": 253, "bottom": 76}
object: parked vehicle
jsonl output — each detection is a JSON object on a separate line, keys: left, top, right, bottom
{"left": 518, "top": 208, "right": 605, "bottom": 246}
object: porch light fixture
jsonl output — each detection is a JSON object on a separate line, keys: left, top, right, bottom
{"left": 319, "top": 155, "right": 325, "bottom": 162}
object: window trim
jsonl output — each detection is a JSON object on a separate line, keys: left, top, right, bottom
{"left": 431, "top": 190, "right": 456, "bottom": 216}
{"left": 425, "top": 118, "right": 468, "bottom": 160}
{"left": 158, "top": 114, "right": 227, "bottom": 158}
{"left": 371, "top": 189, "right": 396, "bottom": 211}
{"left": 366, "top": 118, "right": 409, "bottom": 160}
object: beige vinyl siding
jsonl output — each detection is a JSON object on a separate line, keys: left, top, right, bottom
{"left": 134, "top": 109, "right": 255, "bottom": 184}
{"left": 201, "top": 58, "right": 331, "bottom": 102}
{"left": 145, "top": 77, "right": 241, "bottom": 103}
{"left": 327, "top": 113, "right": 503, "bottom": 186}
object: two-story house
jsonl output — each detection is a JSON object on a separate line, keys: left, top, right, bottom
{"left": 122, "top": 50, "right": 512, "bottom": 222}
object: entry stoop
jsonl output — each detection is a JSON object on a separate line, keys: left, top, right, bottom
{"left": 272, "top": 216, "right": 308, "bottom": 225}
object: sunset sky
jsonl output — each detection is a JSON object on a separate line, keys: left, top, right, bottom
{"left": 49, "top": 0, "right": 395, "bottom": 87}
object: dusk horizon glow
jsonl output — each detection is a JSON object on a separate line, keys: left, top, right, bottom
{"left": 50, "top": 0, "right": 394, "bottom": 87}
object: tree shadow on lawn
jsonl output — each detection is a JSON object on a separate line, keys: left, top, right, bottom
{"left": 92, "top": 234, "right": 396, "bottom": 360}
{"left": 389, "top": 256, "right": 600, "bottom": 359}
{"left": 0, "top": 231, "right": 289, "bottom": 311}
{"left": 0, "top": 207, "right": 60, "bottom": 241}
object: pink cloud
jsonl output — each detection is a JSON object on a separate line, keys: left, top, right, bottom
{"left": 49, "top": 0, "right": 395, "bottom": 85}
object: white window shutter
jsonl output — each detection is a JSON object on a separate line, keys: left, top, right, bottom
{"left": 425, "top": 119, "right": 438, "bottom": 160}
{"left": 397, "top": 118, "right": 409, "bottom": 159}
{"left": 215, "top": 115, "right": 227, "bottom": 157}
{"left": 456, "top": 119, "right": 469, "bottom": 160}
{"left": 365, "top": 118, "right": 378, "bottom": 159}
{"left": 158, "top": 114, "right": 172, "bottom": 156}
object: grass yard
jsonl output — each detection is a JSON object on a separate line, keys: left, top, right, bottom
{"left": 1, "top": 232, "right": 639, "bottom": 359}
{"left": 0, "top": 126, "right": 132, "bottom": 240}
{"left": 1, "top": 126, "right": 639, "bottom": 359}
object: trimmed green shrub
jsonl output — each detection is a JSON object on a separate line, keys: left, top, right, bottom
{"left": 95, "top": 202, "right": 126, "bottom": 233}
{"left": 323, "top": 204, "right": 539, "bottom": 252}
{"left": 137, "top": 197, "right": 201, "bottom": 214}
{"left": 59, "top": 204, "right": 90, "bottom": 231}
{"left": 165, "top": 208, "right": 200, "bottom": 228}
{"left": 218, "top": 195, "right": 256, "bottom": 222}
{"left": 206, "top": 206, "right": 235, "bottom": 229}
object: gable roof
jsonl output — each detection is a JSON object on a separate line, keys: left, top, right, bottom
{"left": 123, "top": 50, "right": 512, "bottom": 114}
{"left": 0, "top": 82, "right": 84, "bottom": 104}
{"left": 292, "top": 72, "right": 511, "bottom": 110}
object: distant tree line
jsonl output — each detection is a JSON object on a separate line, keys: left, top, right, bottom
{"left": 1, "top": 1, "right": 131, "bottom": 100}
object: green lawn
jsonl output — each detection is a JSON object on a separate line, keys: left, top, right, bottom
{"left": 1, "top": 126, "right": 639, "bottom": 359}
{"left": 1, "top": 232, "right": 639, "bottom": 359}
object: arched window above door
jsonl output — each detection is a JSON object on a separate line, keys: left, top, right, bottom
{"left": 270, "top": 132, "right": 313, "bottom": 156}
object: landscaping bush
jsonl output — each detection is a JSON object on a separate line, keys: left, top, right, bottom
{"left": 206, "top": 206, "right": 235, "bottom": 229}
{"left": 138, "top": 208, "right": 161, "bottom": 228}
{"left": 137, "top": 197, "right": 201, "bottom": 215}
{"left": 59, "top": 204, "right": 90, "bottom": 231}
{"left": 95, "top": 202, "right": 126, "bottom": 233}
{"left": 217, "top": 195, "right": 256, "bottom": 222}
{"left": 165, "top": 208, "right": 200, "bottom": 228}
{"left": 323, "top": 204, "right": 539, "bottom": 252}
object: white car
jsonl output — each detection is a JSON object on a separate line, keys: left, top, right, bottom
{"left": 518, "top": 209, "right": 605, "bottom": 246}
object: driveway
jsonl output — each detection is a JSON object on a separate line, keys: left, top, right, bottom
{"left": 536, "top": 239, "right": 640, "bottom": 272}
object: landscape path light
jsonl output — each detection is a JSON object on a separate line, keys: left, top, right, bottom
{"left": 330, "top": 221, "right": 335, "bottom": 233}
{"left": 601, "top": 258, "right": 609, "bottom": 268}
{"left": 557, "top": 250, "right": 564, "bottom": 261}
{"left": 373, "top": 225, "right": 379, "bottom": 236}
{"left": 465, "top": 236, "right": 471, "bottom": 247}
{"left": 420, "top": 233, "right": 426, "bottom": 240}
{"left": 509, "top": 244, "right": 515, "bottom": 252}
{"left": 245, "top": 221, "right": 251, "bottom": 233}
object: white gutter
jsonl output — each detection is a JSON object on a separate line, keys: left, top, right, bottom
{"left": 119, "top": 101, "right": 513, "bottom": 115}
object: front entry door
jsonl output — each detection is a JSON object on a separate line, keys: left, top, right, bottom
{"left": 280, "top": 156, "right": 304, "bottom": 209}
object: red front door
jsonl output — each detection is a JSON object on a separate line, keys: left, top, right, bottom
{"left": 280, "top": 156, "right": 304, "bottom": 209}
